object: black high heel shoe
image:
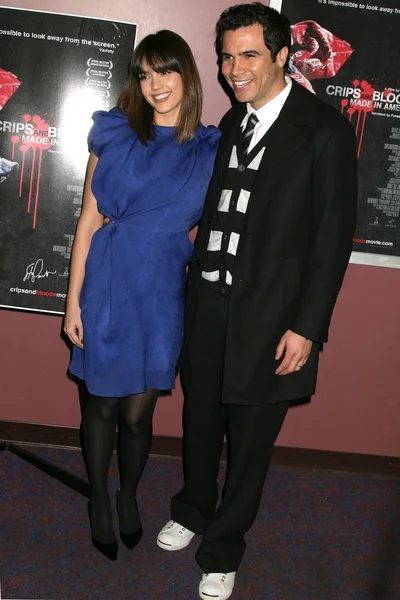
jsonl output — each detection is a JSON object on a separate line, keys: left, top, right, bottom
{"left": 116, "top": 489, "right": 143, "bottom": 550}
{"left": 88, "top": 501, "right": 118, "bottom": 561}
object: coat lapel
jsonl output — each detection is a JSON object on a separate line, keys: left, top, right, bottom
{"left": 251, "top": 82, "right": 317, "bottom": 184}
{"left": 216, "top": 107, "right": 246, "bottom": 174}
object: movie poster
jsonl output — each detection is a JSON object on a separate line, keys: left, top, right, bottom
{"left": 0, "top": 7, "right": 137, "bottom": 313}
{"left": 270, "top": 0, "right": 400, "bottom": 268}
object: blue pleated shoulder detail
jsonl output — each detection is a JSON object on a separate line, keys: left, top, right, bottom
{"left": 197, "top": 123, "right": 221, "bottom": 146}
{"left": 88, "top": 107, "right": 130, "bottom": 157}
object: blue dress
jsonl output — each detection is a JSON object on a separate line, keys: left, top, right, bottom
{"left": 69, "top": 108, "right": 220, "bottom": 397}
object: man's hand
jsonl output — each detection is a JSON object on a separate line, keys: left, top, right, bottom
{"left": 275, "top": 330, "right": 312, "bottom": 376}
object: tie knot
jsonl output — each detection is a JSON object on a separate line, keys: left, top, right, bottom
{"left": 241, "top": 113, "right": 259, "bottom": 154}
{"left": 248, "top": 113, "right": 258, "bottom": 126}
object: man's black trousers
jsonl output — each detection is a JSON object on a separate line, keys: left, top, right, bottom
{"left": 171, "top": 284, "right": 289, "bottom": 573}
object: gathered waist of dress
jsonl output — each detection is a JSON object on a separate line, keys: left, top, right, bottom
{"left": 94, "top": 216, "right": 193, "bottom": 255}
{"left": 101, "top": 215, "right": 191, "bottom": 235}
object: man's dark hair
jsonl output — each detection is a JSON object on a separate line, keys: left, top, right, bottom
{"left": 118, "top": 30, "right": 202, "bottom": 145}
{"left": 215, "top": 2, "right": 291, "bottom": 69}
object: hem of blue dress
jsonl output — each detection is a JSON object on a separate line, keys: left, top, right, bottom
{"left": 68, "top": 368, "right": 175, "bottom": 398}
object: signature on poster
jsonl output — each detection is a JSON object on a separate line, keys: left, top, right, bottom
{"left": 23, "top": 258, "right": 57, "bottom": 283}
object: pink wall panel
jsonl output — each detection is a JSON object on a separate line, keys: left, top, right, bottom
{"left": 2, "top": 0, "right": 400, "bottom": 457}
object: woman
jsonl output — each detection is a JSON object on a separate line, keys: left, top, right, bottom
{"left": 64, "top": 30, "right": 220, "bottom": 562}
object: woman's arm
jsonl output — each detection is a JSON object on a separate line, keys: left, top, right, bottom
{"left": 64, "top": 152, "right": 103, "bottom": 348}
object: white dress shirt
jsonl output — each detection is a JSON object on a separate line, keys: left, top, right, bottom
{"left": 240, "top": 76, "right": 292, "bottom": 153}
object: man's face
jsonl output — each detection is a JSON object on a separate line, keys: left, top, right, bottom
{"left": 221, "top": 24, "right": 288, "bottom": 110}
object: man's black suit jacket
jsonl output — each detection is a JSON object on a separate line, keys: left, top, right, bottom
{"left": 184, "top": 81, "right": 357, "bottom": 405}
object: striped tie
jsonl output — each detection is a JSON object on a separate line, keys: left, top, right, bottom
{"left": 241, "top": 113, "right": 258, "bottom": 154}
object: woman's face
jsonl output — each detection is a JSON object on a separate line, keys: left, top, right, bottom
{"left": 139, "top": 60, "right": 183, "bottom": 126}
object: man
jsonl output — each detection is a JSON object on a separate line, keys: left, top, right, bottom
{"left": 157, "top": 3, "right": 357, "bottom": 599}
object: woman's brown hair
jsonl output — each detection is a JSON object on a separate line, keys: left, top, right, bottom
{"left": 117, "top": 30, "right": 203, "bottom": 144}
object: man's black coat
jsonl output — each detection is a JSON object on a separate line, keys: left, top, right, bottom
{"left": 184, "top": 81, "right": 357, "bottom": 405}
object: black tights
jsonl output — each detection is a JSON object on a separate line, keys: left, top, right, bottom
{"left": 81, "top": 388, "right": 159, "bottom": 541}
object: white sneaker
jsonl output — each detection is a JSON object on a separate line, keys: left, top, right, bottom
{"left": 157, "top": 520, "right": 196, "bottom": 551}
{"left": 199, "top": 572, "right": 236, "bottom": 600}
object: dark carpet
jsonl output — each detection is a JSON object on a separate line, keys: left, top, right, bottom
{"left": 1, "top": 446, "right": 399, "bottom": 600}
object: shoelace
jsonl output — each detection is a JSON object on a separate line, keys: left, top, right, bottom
{"left": 204, "top": 574, "right": 228, "bottom": 582}
{"left": 165, "top": 521, "right": 187, "bottom": 534}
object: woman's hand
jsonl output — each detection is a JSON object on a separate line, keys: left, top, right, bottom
{"left": 64, "top": 303, "right": 84, "bottom": 349}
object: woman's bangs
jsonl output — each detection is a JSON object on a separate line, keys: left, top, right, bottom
{"left": 140, "top": 47, "right": 180, "bottom": 74}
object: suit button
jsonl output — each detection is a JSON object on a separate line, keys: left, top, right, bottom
{"left": 237, "top": 164, "right": 245, "bottom": 172}
{"left": 207, "top": 216, "right": 212, "bottom": 224}
{"left": 195, "top": 259, "right": 201, "bottom": 266}
{"left": 221, "top": 288, "right": 226, "bottom": 294}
